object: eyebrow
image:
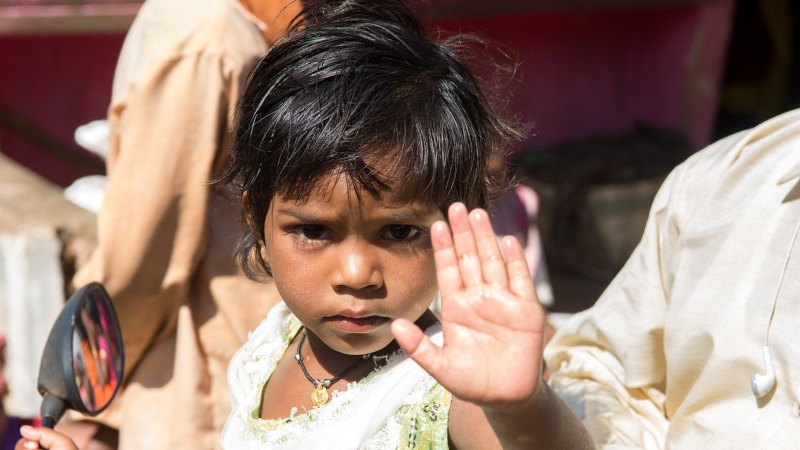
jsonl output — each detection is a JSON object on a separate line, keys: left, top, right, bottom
{"left": 377, "top": 210, "right": 438, "bottom": 222}
{"left": 273, "top": 208, "right": 325, "bottom": 222}
{"left": 274, "top": 206, "right": 437, "bottom": 223}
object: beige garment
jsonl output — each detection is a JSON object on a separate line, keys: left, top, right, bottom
{"left": 70, "top": 0, "right": 301, "bottom": 448}
{"left": 545, "top": 108, "right": 800, "bottom": 449}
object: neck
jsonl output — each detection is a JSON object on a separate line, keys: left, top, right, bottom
{"left": 302, "top": 330, "right": 388, "bottom": 366}
{"left": 238, "top": 0, "right": 301, "bottom": 44}
{"left": 303, "top": 310, "right": 438, "bottom": 367}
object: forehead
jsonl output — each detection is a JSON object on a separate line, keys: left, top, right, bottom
{"left": 273, "top": 147, "right": 437, "bottom": 205}
{"left": 275, "top": 169, "right": 434, "bottom": 214}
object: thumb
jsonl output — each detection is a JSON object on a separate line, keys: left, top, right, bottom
{"left": 391, "top": 319, "right": 441, "bottom": 374}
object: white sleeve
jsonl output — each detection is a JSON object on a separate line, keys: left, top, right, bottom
{"left": 544, "top": 162, "right": 685, "bottom": 449}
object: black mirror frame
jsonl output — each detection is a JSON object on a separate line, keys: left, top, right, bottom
{"left": 37, "top": 282, "right": 124, "bottom": 427}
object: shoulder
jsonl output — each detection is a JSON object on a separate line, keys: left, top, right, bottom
{"left": 131, "top": 0, "right": 263, "bottom": 53}
{"left": 654, "top": 108, "right": 800, "bottom": 228}
{"left": 234, "top": 301, "right": 298, "bottom": 365}
{"left": 112, "top": 0, "right": 265, "bottom": 100}
{"left": 223, "top": 302, "right": 300, "bottom": 446}
{"left": 227, "top": 302, "right": 299, "bottom": 402}
{"left": 671, "top": 108, "right": 800, "bottom": 196}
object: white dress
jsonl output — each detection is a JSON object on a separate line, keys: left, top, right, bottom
{"left": 220, "top": 302, "right": 451, "bottom": 449}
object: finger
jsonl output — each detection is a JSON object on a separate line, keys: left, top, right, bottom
{"left": 19, "top": 426, "right": 42, "bottom": 450}
{"left": 448, "top": 203, "right": 482, "bottom": 287}
{"left": 20, "top": 425, "right": 78, "bottom": 450}
{"left": 15, "top": 439, "right": 36, "bottom": 450}
{"left": 501, "top": 236, "right": 538, "bottom": 302}
{"left": 391, "top": 319, "right": 442, "bottom": 375}
{"left": 431, "top": 220, "right": 462, "bottom": 300}
{"left": 39, "top": 428, "right": 80, "bottom": 450}
{"left": 468, "top": 208, "right": 508, "bottom": 288}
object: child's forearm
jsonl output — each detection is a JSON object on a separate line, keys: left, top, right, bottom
{"left": 483, "top": 381, "right": 596, "bottom": 450}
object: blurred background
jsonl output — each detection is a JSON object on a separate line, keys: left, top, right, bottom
{"left": 0, "top": 0, "right": 800, "bottom": 312}
{"left": 3, "top": 0, "right": 797, "bottom": 309}
{"left": 0, "top": 0, "right": 798, "bottom": 432}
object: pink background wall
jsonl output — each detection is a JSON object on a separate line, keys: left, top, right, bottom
{"left": 433, "top": 2, "right": 734, "bottom": 151}
{"left": 0, "top": 34, "right": 124, "bottom": 185}
{"left": 0, "top": 1, "right": 734, "bottom": 186}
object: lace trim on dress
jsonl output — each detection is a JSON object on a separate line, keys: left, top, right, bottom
{"left": 223, "top": 302, "right": 451, "bottom": 449}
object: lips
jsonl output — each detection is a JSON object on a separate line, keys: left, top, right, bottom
{"left": 323, "top": 314, "right": 390, "bottom": 332}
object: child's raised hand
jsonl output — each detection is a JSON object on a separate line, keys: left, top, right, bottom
{"left": 392, "top": 202, "right": 546, "bottom": 406}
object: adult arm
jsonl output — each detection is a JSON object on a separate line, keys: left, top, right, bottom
{"left": 543, "top": 130, "right": 748, "bottom": 448}
{"left": 72, "top": 49, "right": 237, "bottom": 380}
{"left": 543, "top": 171, "right": 679, "bottom": 448}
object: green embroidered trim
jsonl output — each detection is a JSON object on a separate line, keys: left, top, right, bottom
{"left": 398, "top": 384, "right": 452, "bottom": 449}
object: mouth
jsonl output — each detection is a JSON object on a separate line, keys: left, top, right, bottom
{"left": 322, "top": 314, "right": 390, "bottom": 333}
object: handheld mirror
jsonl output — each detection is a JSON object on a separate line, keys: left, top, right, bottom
{"left": 36, "top": 282, "right": 124, "bottom": 428}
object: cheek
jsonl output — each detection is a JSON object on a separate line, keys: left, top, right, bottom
{"left": 272, "top": 266, "right": 318, "bottom": 308}
{"left": 263, "top": 241, "right": 319, "bottom": 301}
{"left": 419, "top": 260, "right": 439, "bottom": 299}
{"left": 391, "top": 251, "right": 438, "bottom": 303}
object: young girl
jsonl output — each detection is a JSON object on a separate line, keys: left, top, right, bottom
{"left": 18, "top": 0, "right": 592, "bottom": 448}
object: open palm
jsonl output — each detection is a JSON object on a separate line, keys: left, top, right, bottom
{"left": 392, "top": 202, "right": 547, "bottom": 406}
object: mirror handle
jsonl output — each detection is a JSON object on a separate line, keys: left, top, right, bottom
{"left": 40, "top": 392, "right": 67, "bottom": 429}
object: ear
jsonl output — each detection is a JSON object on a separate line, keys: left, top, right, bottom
{"left": 242, "top": 191, "right": 270, "bottom": 266}
{"left": 241, "top": 191, "right": 259, "bottom": 236}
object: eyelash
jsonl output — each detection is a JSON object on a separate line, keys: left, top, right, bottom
{"left": 291, "top": 225, "right": 329, "bottom": 242}
{"left": 287, "top": 224, "right": 425, "bottom": 244}
{"left": 384, "top": 225, "right": 424, "bottom": 242}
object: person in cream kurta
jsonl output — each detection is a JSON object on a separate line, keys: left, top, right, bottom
{"left": 66, "top": 0, "right": 302, "bottom": 448}
{"left": 546, "top": 108, "right": 800, "bottom": 448}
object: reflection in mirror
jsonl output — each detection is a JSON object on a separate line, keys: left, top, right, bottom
{"left": 72, "top": 288, "right": 123, "bottom": 413}
{"left": 38, "top": 282, "right": 124, "bottom": 428}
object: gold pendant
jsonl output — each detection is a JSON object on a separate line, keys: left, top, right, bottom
{"left": 311, "top": 384, "right": 330, "bottom": 407}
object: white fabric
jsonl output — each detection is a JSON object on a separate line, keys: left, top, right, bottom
{"left": 73, "top": 119, "right": 110, "bottom": 159}
{"left": 0, "top": 229, "right": 65, "bottom": 417}
{"left": 66, "top": 119, "right": 110, "bottom": 213}
{"left": 545, "top": 108, "right": 800, "bottom": 448}
{"left": 221, "top": 302, "right": 444, "bottom": 450}
{"left": 64, "top": 175, "right": 107, "bottom": 214}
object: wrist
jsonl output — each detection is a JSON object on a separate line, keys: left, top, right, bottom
{"left": 482, "top": 380, "right": 595, "bottom": 450}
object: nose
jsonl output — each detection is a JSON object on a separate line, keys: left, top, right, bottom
{"left": 332, "top": 241, "right": 383, "bottom": 292}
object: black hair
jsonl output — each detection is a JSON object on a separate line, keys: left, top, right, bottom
{"left": 223, "top": 0, "right": 527, "bottom": 279}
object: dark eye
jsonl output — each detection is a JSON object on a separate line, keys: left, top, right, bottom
{"left": 297, "top": 225, "right": 327, "bottom": 240}
{"left": 383, "top": 225, "right": 421, "bottom": 242}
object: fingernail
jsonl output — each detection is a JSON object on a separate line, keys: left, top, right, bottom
{"left": 23, "top": 440, "right": 38, "bottom": 450}
{"left": 20, "top": 425, "right": 38, "bottom": 439}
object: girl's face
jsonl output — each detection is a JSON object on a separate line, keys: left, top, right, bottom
{"left": 260, "top": 172, "right": 442, "bottom": 355}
